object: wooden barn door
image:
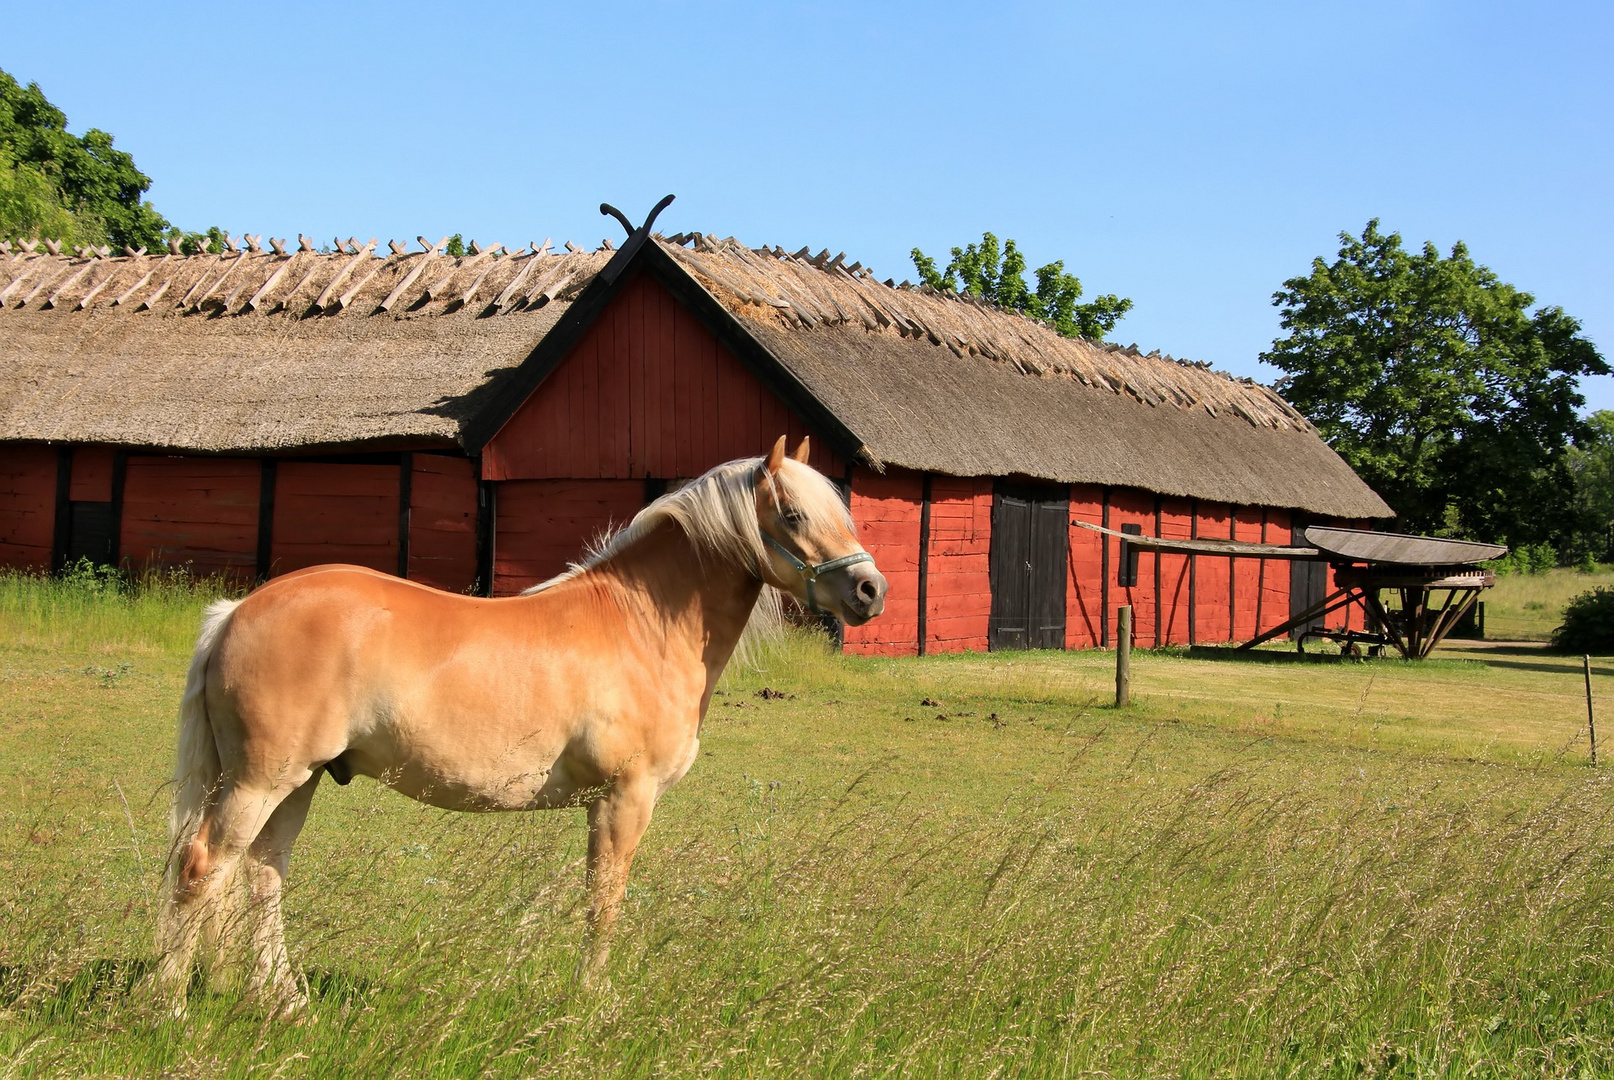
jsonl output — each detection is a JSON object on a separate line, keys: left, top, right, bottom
{"left": 989, "top": 481, "right": 1070, "bottom": 650}
{"left": 1289, "top": 516, "right": 1328, "bottom": 639}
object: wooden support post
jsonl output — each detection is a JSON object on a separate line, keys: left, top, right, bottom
{"left": 1116, "top": 605, "right": 1132, "bottom": 708}
{"left": 1586, "top": 655, "right": 1598, "bottom": 767}
{"left": 397, "top": 451, "right": 413, "bottom": 579}
{"left": 255, "top": 459, "right": 277, "bottom": 583}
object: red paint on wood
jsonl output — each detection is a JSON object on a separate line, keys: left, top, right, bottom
{"left": 843, "top": 467, "right": 923, "bottom": 656}
{"left": 0, "top": 445, "right": 58, "bottom": 570}
{"left": 1108, "top": 489, "right": 1157, "bottom": 646}
{"left": 120, "top": 456, "right": 259, "bottom": 580}
{"left": 925, "top": 475, "right": 991, "bottom": 654}
{"left": 1159, "top": 498, "right": 1194, "bottom": 645}
{"left": 271, "top": 462, "right": 400, "bottom": 576}
{"left": 1067, "top": 485, "right": 1105, "bottom": 649}
{"left": 1258, "top": 509, "right": 1293, "bottom": 637}
{"left": 483, "top": 273, "right": 842, "bottom": 481}
{"left": 492, "top": 479, "right": 643, "bottom": 595}
{"left": 408, "top": 455, "right": 478, "bottom": 593}
{"left": 1195, "top": 502, "right": 1234, "bottom": 643}
{"left": 1232, "top": 507, "right": 1265, "bottom": 642}
{"left": 70, "top": 446, "right": 115, "bottom": 502}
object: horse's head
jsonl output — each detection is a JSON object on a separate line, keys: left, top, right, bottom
{"left": 754, "top": 436, "right": 888, "bottom": 626}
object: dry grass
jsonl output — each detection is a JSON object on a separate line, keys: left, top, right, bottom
{"left": 3, "top": 573, "right": 1614, "bottom": 1077}
{"left": 1483, "top": 565, "right": 1614, "bottom": 642}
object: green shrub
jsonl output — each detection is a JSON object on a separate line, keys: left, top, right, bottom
{"left": 1551, "top": 586, "right": 1614, "bottom": 653}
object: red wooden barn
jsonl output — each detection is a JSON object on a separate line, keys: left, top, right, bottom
{"left": 0, "top": 223, "right": 1390, "bottom": 655}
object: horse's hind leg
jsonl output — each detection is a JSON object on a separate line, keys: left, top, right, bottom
{"left": 155, "top": 782, "right": 293, "bottom": 1010}
{"left": 241, "top": 772, "right": 320, "bottom": 1016}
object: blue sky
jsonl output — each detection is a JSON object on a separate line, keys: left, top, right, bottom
{"left": 7, "top": 1, "right": 1612, "bottom": 406}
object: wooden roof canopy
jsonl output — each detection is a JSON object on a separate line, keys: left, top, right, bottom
{"left": 1076, "top": 522, "right": 1507, "bottom": 568}
{"left": 0, "top": 196, "right": 1392, "bottom": 519}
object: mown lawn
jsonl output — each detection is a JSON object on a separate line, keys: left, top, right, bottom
{"left": 3, "top": 573, "right": 1614, "bottom": 1077}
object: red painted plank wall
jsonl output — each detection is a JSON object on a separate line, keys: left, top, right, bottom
{"left": 408, "top": 455, "right": 478, "bottom": 593}
{"left": 1194, "top": 503, "right": 1234, "bottom": 643}
{"left": 484, "top": 273, "right": 842, "bottom": 482}
{"left": 843, "top": 468, "right": 923, "bottom": 656}
{"left": 1256, "top": 510, "right": 1293, "bottom": 638}
{"left": 924, "top": 475, "right": 991, "bottom": 654}
{"left": 120, "top": 456, "right": 259, "bottom": 580}
{"left": 0, "top": 445, "right": 58, "bottom": 571}
{"left": 1067, "top": 485, "right": 1105, "bottom": 649}
{"left": 1159, "top": 498, "right": 1194, "bottom": 645}
{"left": 271, "top": 463, "right": 399, "bottom": 575}
{"left": 70, "top": 446, "right": 114, "bottom": 502}
{"left": 493, "top": 479, "right": 643, "bottom": 595}
{"left": 1109, "top": 489, "right": 1158, "bottom": 646}
{"left": 1231, "top": 508, "right": 1265, "bottom": 642}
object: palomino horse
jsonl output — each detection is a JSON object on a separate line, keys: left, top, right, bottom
{"left": 155, "top": 436, "right": 886, "bottom": 1014}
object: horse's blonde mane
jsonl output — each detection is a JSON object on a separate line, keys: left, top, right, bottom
{"left": 521, "top": 455, "right": 852, "bottom": 665}
{"left": 523, "top": 454, "right": 852, "bottom": 590}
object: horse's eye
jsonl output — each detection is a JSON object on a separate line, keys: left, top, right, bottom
{"left": 781, "top": 509, "right": 805, "bottom": 528}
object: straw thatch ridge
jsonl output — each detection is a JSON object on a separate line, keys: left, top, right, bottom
{"left": 0, "top": 235, "right": 1391, "bottom": 517}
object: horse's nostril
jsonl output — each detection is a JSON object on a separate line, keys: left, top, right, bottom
{"left": 858, "top": 579, "right": 878, "bottom": 601}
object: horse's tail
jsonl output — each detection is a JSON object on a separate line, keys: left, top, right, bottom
{"left": 159, "top": 598, "right": 243, "bottom": 928}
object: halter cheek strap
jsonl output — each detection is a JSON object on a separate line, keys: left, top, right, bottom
{"left": 762, "top": 532, "right": 875, "bottom": 616}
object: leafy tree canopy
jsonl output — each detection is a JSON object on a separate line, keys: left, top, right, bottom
{"left": 0, "top": 68, "right": 172, "bottom": 248}
{"left": 910, "top": 232, "right": 1132, "bottom": 340}
{"left": 1566, "top": 410, "right": 1614, "bottom": 559}
{"left": 1263, "top": 220, "right": 1608, "bottom": 551}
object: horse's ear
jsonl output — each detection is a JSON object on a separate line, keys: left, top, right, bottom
{"left": 765, "top": 435, "right": 787, "bottom": 475}
{"left": 791, "top": 436, "right": 811, "bottom": 463}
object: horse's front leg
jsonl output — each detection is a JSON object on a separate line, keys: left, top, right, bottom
{"left": 577, "top": 776, "right": 655, "bottom": 990}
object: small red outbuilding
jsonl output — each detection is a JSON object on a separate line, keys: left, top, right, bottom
{"left": 0, "top": 223, "right": 1390, "bottom": 655}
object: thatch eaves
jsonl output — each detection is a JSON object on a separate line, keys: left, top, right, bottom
{"left": 0, "top": 235, "right": 1391, "bottom": 518}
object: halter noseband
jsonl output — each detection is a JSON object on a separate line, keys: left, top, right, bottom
{"left": 761, "top": 532, "right": 874, "bottom": 616}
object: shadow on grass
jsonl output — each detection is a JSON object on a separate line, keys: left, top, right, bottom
{"left": 1182, "top": 646, "right": 1393, "bottom": 666}
{"left": 0, "top": 959, "right": 376, "bottom": 1018}
{"left": 0, "top": 958, "right": 150, "bottom": 1016}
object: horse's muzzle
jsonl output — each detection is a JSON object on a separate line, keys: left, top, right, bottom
{"left": 834, "top": 562, "right": 888, "bottom": 626}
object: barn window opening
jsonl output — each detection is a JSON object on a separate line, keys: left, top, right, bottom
{"left": 1119, "top": 522, "right": 1143, "bottom": 588}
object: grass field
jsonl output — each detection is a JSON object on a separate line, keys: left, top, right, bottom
{"left": 5, "top": 573, "right": 1614, "bottom": 1077}
{"left": 1482, "top": 565, "right": 1614, "bottom": 642}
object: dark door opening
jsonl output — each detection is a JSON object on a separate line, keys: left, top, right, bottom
{"left": 989, "top": 481, "right": 1070, "bottom": 650}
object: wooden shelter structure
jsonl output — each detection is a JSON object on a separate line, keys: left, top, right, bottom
{"left": 0, "top": 202, "right": 1393, "bottom": 656}
{"left": 1078, "top": 522, "right": 1504, "bottom": 658}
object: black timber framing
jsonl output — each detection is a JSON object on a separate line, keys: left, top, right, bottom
{"left": 457, "top": 233, "right": 870, "bottom": 469}
{"left": 50, "top": 446, "right": 71, "bottom": 574}
{"left": 475, "top": 467, "right": 496, "bottom": 598}
{"left": 916, "top": 473, "right": 932, "bottom": 657}
{"left": 256, "top": 459, "right": 277, "bottom": 582}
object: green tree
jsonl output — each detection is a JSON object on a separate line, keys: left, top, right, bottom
{"left": 910, "top": 232, "right": 1132, "bottom": 340}
{"left": 0, "top": 68, "right": 171, "bottom": 248}
{"left": 1567, "top": 410, "right": 1614, "bottom": 560}
{"left": 1263, "top": 220, "right": 1608, "bottom": 551}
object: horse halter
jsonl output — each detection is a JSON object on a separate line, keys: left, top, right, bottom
{"left": 761, "top": 532, "right": 874, "bottom": 616}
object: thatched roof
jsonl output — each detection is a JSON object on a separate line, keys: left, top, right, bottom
{"left": 0, "top": 232, "right": 1390, "bottom": 517}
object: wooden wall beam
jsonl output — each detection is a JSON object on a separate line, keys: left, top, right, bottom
{"left": 256, "top": 459, "right": 277, "bottom": 582}
{"left": 1100, "top": 487, "right": 1111, "bottom": 647}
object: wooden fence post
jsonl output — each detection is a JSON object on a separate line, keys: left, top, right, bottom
{"left": 1586, "top": 654, "right": 1597, "bottom": 767}
{"left": 1116, "top": 605, "right": 1132, "bottom": 708}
